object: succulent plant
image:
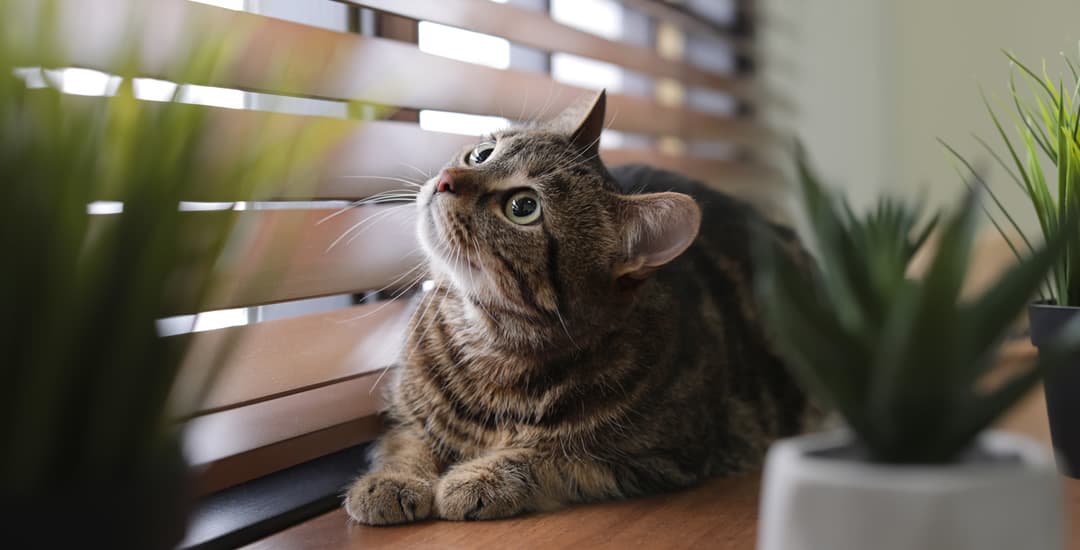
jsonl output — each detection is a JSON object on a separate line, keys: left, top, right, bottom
{"left": 755, "top": 145, "right": 1080, "bottom": 463}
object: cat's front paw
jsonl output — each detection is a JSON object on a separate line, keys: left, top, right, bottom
{"left": 435, "top": 461, "right": 532, "bottom": 521}
{"left": 344, "top": 472, "right": 434, "bottom": 525}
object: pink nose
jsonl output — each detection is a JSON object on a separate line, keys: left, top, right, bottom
{"left": 435, "top": 170, "right": 455, "bottom": 194}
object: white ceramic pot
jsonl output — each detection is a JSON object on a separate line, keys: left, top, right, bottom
{"left": 757, "top": 430, "right": 1064, "bottom": 550}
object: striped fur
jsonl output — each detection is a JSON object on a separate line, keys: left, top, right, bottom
{"left": 345, "top": 92, "right": 815, "bottom": 524}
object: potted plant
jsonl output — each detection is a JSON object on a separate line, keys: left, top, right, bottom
{"left": 1, "top": 2, "right": 340, "bottom": 547}
{"left": 945, "top": 45, "right": 1080, "bottom": 477}
{"left": 753, "top": 147, "right": 1079, "bottom": 550}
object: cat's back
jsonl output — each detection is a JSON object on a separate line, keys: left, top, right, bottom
{"left": 609, "top": 164, "right": 811, "bottom": 466}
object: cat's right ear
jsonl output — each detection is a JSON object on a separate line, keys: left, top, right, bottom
{"left": 615, "top": 192, "right": 701, "bottom": 281}
{"left": 549, "top": 90, "right": 606, "bottom": 158}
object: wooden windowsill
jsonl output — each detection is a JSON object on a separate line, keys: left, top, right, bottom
{"left": 242, "top": 341, "right": 1080, "bottom": 549}
{"left": 243, "top": 474, "right": 761, "bottom": 549}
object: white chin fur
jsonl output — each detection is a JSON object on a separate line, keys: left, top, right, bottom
{"left": 416, "top": 210, "right": 485, "bottom": 296}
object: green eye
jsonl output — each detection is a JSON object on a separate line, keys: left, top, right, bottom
{"left": 469, "top": 142, "right": 496, "bottom": 165}
{"left": 503, "top": 190, "right": 541, "bottom": 225}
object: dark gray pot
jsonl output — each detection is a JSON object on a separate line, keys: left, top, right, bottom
{"left": 1028, "top": 302, "right": 1080, "bottom": 478}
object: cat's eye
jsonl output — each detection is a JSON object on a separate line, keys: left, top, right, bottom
{"left": 468, "top": 142, "right": 496, "bottom": 165}
{"left": 503, "top": 190, "right": 542, "bottom": 225}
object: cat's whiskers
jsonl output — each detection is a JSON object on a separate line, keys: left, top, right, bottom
{"left": 400, "top": 238, "right": 463, "bottom": 370}
{"left": 336, "top": 259, "right": 426, "bottom": 319}
{"left": 515, "top": 87, "right": 531, "bottom": 125}
{"left": 338, "top": 174, "right": 424, "bottom": 188}
{"left": 342, "top": 204, "right": 415, "bottom": 247}
{"left": 316, "top": 189, "right": 418, "bottom": 225}
{"left": 553, "top": 307, "right": 578, "bottom": 350}
{"left": 398, "top": 162, "right": 433, "bottom": 181}
{"left": 527, "top": 80, "right": 560, "bottom": 127}
{"left": 368, "top": 365, "right": 394, "bottom": 397}
{"left": 463, "top": 239, "right": 499, "bottom": 322}
{"left": 325, "top": 202, "right": 413, "bottom": 252}
{"left": 365, "top": 279, "right": 425, "bottom": 394}
{"left": 400, "top": 264, "right": 446, "bottom": 369}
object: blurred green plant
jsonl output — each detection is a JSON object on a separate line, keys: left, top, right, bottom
{"left": 944, "top": 44, "right": 1080, "bottom": 306}
{"left": 0, "top": 0, "right": 342, "bottom": 501}
{"left": 756, "top": 145, "right": 1080, "bottom": 463}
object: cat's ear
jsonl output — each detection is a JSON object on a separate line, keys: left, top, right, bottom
{"left": 615, "top": 192, "right": 701, "bottom": 280}
{"left": 551, "top": 90, "right": 606, "bottom": 157}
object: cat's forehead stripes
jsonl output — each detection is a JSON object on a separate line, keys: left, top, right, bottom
{"left": 457, "top": 130, "right": 601, "bottom": 191}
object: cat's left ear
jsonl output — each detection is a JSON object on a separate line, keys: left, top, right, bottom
{"left": 552, "top": 90, "right": 606, "bottom": 158}
{"left": 615, "top": 192, "right": 701, "bottom": 280}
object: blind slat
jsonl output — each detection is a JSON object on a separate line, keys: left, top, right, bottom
{"left": 40, "top": 0, "right": 764, "bottom": 142}
{"left": 195, "top": 416, "right": 383, "bottom": 495}
{"left": 346, "top": 0, "right": 748, "bottom": 98}
{"left": 178, "top": 300, "right": 413, "bottom": 417}
{"left": 75, "top": 101, "right": 767, "bottom": 202}
{"left": 155, "top": 206, "right": 421, "bottom": 315}
{"left": 184, "top": 370, "right": 388, "bottom": 467}
{"left": 617, "top": 0, "right": 752, "bottom": 51}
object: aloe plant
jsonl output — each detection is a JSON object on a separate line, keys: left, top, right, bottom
{"left": 755, "top": 146, "right": 1080, "bottom": 463}
{"left": 0, "top": 0, "right": 341, "bottom": 501}
{"left": 945, "top": 45, "right": 1080, "bottom": 306}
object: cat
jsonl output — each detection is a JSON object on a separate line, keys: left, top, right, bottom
{"left": 344, "top": 90, "right": 816, "bottom": 524}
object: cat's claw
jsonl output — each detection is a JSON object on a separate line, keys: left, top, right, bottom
{"left": 345, "top": 473, "right": 434, "bottom": 525}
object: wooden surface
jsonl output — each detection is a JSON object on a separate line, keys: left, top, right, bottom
{"left": 243, "top": 342, "right": 1080, "bottom": 549}
{"left": 244, "top": 474, "right": 762, "bottom": 550}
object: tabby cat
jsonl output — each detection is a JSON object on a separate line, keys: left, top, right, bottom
{"left": 344, "top": 91, "right": 815, "bottom": 524}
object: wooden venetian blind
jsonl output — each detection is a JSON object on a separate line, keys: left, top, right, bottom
{"left": 43, "top": 0, "right": 769, "bottom": 495}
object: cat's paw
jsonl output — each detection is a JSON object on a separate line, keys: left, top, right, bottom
{"left": 344, "top": 473, "right": 434, "bottom": 525}
{"left": 435, "top": 461, "right": 532, "bottom": 521}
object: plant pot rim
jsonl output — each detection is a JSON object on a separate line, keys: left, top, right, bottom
{"left": 768, "top": 429, "right": 1055, "bottom": 488}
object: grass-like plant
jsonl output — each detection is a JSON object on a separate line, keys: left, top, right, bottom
{"left": 0, "top": 0, "right": 340, "bottom": 512}
{"left": 944, "top": 44, "right": 1080, "bottom": 306}
{"left": 755, "top": 146, "right": 1080, "bottom": 463}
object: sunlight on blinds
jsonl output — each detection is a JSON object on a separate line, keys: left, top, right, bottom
{"left": 550, "top": 0, "right": 622, "bottom": 40}
{"left": 188, "top": 0, "right": 244, "bottom": 10}
{"left": 419, "top": 110, "right": 509, "bottom": 136}
{"left": 418, "top": 22, "right": 511, "bottom": 70}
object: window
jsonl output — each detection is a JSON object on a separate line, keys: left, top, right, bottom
{"left": 31, "top": 0, "right": 760, "bottom": 545}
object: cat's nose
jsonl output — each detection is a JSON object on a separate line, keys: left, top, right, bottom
{"left": 435, "top": 170, "right": 455, "bottom": 194}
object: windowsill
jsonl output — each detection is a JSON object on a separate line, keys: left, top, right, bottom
{"left": 242, "top": 473, "right": 762, "bottom": 549}
{"left": 241, "top": 341, "right": 1080, "bottom": 549}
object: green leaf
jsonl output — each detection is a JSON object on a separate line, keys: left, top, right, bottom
{"left": 940, "top": 138, "right": 1035, "bottom": 255}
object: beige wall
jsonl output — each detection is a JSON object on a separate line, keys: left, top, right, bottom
{"left": 892, "top": 0, "right": 1080, "bottom": 230}
{"left": 760, "top": 0, "right": 1080, "bottom": 229}
{"left": 759, "top": 0, "right": 894, "bottom": 212}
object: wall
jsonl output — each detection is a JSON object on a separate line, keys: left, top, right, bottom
{"left": 892, "top": 0, "right": 1080, "bottom": 231}
{"left": 760, "top": 0, "right": 1080, "bottom": 229}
